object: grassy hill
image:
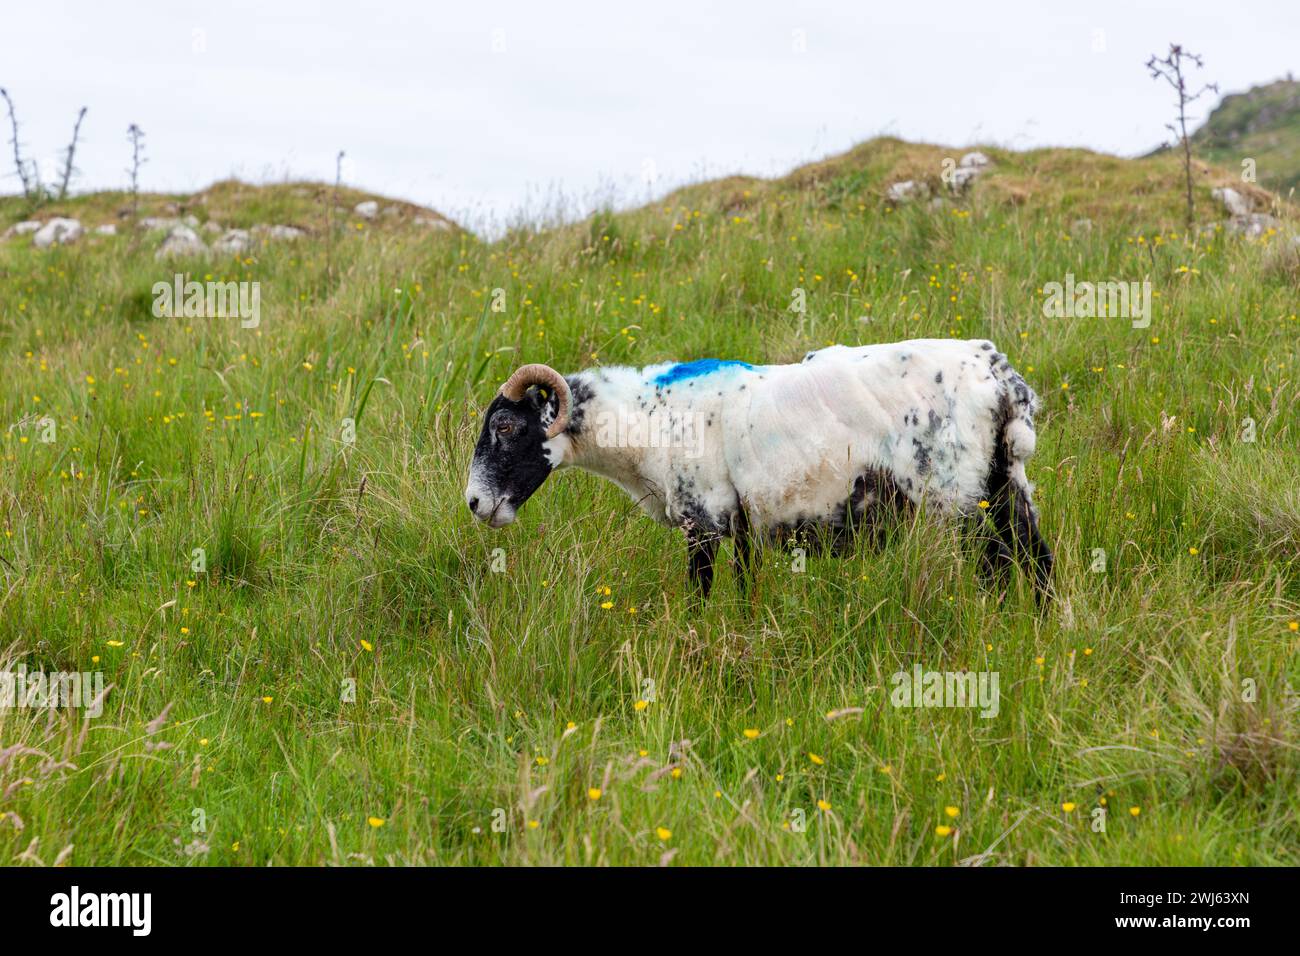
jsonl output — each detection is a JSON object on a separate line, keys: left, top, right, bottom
{"left": 614, "top": 135, "right": 1285, "bottom": 227}
{"left": 0, "top": 139, "right": 1297, "bottom": 866}
{"left": 0, "top": 178, "right": 459, "bottom": 234}
{"left": 1192, "top": 77, "right": 1300, "bottom": 197}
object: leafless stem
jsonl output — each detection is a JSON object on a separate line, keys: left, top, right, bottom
{"left": 1, "top": 87, "right": 37, "bottom": 199}
{"left": 328, "top": 150, "right": 344, "bottom": 281}
{"left": 56, "top": 106, "right": 88, "bottom": 200}
{"left": 1146, "top": 44, "right": 1218, "bottom": 230}
{"left": 126, "top": 124, "right": 146, "bottom": 220}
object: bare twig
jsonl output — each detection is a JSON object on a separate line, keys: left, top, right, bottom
{"left": 126, "top": 123, "right": 146, "bottom": 220}
{"left": 327, "top": 149, "right": 344, "bottom": 281}
{"left": 1146, "top": 44, "right": 1218, "bottom": 230}
{"left": 0, "top": 87, "right": 37, "bottom": 199}
{"left": 56, "top": 106, "right": 88, "bottom": 200}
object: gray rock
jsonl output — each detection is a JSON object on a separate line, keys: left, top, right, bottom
{"left": 212, "top": 228, "right": 251, "bottom": 255}
{"left": 3, "top": 220, "right": 42, "bottom": 239}
{"left": 201, "top": 221, "right": 224, "bottom": 236}
{"left": 253, "top": 224, "right": 304, "bottom": 240}
{"left": 138, "top": 217, "right": 183, "bottom": 231}
{"left": 1225, "top": 212, "right": 1280, "bottom": 238}
{"left": 155, "top": 225, "right": 208, "bottom": 259}
{"left": 1212, "top": 187, "right": 1252, "bottom": 217}
{"left": 414, "top": 215, "right": 452, "bottom": 231}
{"left": 211, "top": 224, "right": 304, "bottom": 254}
{"left": 887, "top": 180, "right": 929, "bottom": 203}
{"left": 94, "top": 223, "right": 118, "bottom": 236}
{"left": 946, "top": 152, "right": 993, "bottom": 192}
{"left": 33, "top": 218, "right": 84, "bottom": 248}
{"left": 140, "top": 214, "right": 199, "bottom": 231}
{"left": 354, "top": 200, "right": 379, "bottom": 220}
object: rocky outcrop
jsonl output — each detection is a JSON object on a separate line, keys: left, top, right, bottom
{"left": 2, "top": 220, "right": 41, "bottom": 240}
{"left": 253, "top": 224, "right": 304, "bottom": 241}
{"left": 208, "top": 224, "right": 304, "bottom": 255}
{"left": 887, "top": 152, "right": 993, "bottom": 203}
{"left": 1226, "top": 213, "right": 1281, "bottom": 238}
{"left": 887, "top": 180, "right": 929, "bottom": 203}
{"left": 949, "top": 151, "right": 991, "bottom": 190}
{"left": 212, "top": 228, "right": 251, "bottom": 255}
{"left": 1207, "top": 185, "right": 1290, "bottom": 238}
{"left": 139, "top": 215, "right": 199, "bottom": 231}
{"left": 155, "top": 224, "right": 208, "bottom": 259}
{"left": 33, "top": 218, "right": 84, "bottom": 248}
{"left": 1211, "top": 186, "right": 1253, "bottom": 217}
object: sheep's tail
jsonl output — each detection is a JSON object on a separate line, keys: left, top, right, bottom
{"left": 988, "top": 349, "right": 1040, "bottom": 486}
{"left": 985, "top": 346, "right": 1053, "bottom": 601}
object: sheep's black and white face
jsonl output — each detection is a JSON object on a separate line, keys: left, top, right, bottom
{"left": 465, "top": 387, "right": 559, "bottom": 528}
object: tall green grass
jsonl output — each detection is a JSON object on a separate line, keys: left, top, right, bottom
{"left": 0, "top": 150, "right": 1297, "bottom": 865}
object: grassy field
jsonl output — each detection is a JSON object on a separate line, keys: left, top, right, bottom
{"left": 0, "top": 138, "right": 1297, "bottom": 866}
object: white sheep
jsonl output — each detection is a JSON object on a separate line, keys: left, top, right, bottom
{"left": 466, "top": 338, "right": 1052, "bottom": 601}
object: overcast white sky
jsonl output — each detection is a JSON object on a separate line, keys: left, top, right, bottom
{"left": 3, "top": 1, "right": 1296, "bottom": 232}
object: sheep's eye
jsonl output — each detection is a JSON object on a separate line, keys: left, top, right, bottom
{"left": 495, "top": 420, "right": 515, "bottom": 436}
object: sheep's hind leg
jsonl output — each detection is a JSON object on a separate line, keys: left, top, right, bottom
{"left": 984, "top": 479, "right": 1053, "bottom": 604}
{"left": 1007, "top": 481, "right": 1053, "bottom": 603}
{"left": 686, "top": 529, "right": 719, "bottom": 605}
{"left": 731, "top": 510, "right": 758, "bottom": 601}
{"left": 974, "top": 516, "right": 1014, "bottom": 593}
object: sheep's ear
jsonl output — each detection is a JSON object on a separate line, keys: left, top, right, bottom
{"left": 526, "top": 384, "right": 557, "bottom": 414}
{"left": 526, "top": 385, "right": 564, "bottom": 435}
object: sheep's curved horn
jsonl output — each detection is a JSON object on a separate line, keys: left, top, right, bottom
{"left": 500, "top": 364, "right": 571, "bottom": 438}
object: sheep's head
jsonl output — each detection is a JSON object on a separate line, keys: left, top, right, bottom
{"left": 465, "top": 364, "right": 571, "bottom": 527}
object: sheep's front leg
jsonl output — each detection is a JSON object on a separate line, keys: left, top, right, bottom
{"left": 686, "top": 529, "right": 719, "bottom": 603}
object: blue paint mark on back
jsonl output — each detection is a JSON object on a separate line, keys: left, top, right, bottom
{"left": 653, "top": 358, "right": 754, "bottom": 387}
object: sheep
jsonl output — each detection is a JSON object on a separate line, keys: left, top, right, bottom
{"left": 465, "top": 339, "right": 1053, "bottom": 602}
